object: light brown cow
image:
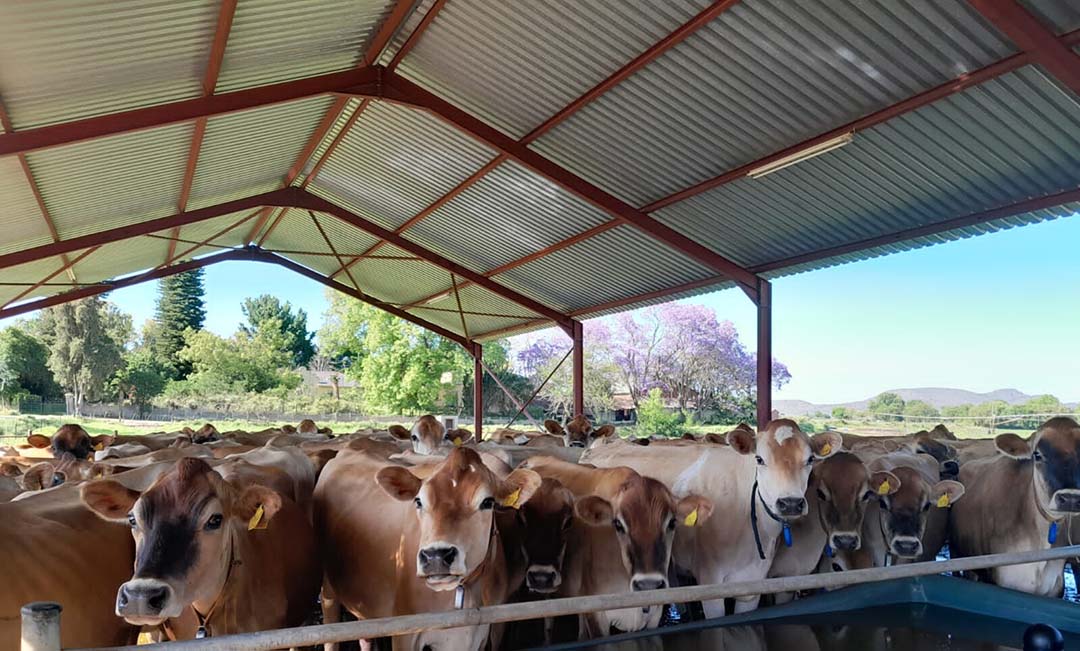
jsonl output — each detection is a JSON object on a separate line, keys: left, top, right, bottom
{"left": 25, "top": 424, "right": 115, "bottom": 460}
{"left": 519, "top": 456, "right": 711, "bottom": 637}
{"left": 544, "top": 416, "right": 615, "bottom": 448}
{"left": 389, "top": 414, "right": 474, "bottom": 455}
{"left": 81, "top": 457, "right": 320, "bottom": 639}
{"left": 951, "top": 417, "right": 1080, "bottom": 596}
{"left": 582, "top": 419, "right": 840, "bottom": 616}
{"left": 316, "top": 447, "right": 541, "bottom": 651}
{"left": 843, "top": 431, "right": 959, "bottom": 479}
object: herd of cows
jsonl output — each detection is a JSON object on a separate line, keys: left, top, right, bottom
{"left": 1, "top": 413, "right": 1078, "bottom": 650}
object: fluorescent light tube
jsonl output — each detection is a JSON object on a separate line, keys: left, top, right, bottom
{"left": 747, "top": 132, "right": 854, "bottom": 179}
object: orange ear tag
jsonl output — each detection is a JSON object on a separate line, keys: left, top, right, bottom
{"left": 248, "top": 504, "right": 267, "bottom": 531}
{"left": 94, "top": 442, "right": 105, "bottom": 452}
{"left": 877, "top": 480, "right": 891, "bottom": 496}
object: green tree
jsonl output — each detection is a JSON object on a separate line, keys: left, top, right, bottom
{"left": 868, "top": 392, "right": 905, "bottom": 421}
{"left": 463, "top": 340, "right": 533, "bottom": 417}
{"left": 970, "top": 400, "right": 1009, "bottom": 428}
{"left": 831, "top": 406, "right": 851, "bottom": 420}
{"left": 110, "top": 349, "right": 168, "bottom": 417}
{"left": 44, "top": 297, "right": 125, "bottom": 414}
{"left": 176, "top": 321, "right": 299, "bottom": 394}
{"left": 240, "top": 295, "right": 315, "bottom": 368}
{"left": 941, "top": 404, "right": 971, "bottom": 418}
{"left": 317, "top": 290, "right": 370, "bottom": 370}
{"left": 154, "top": 269, "right": 206, "bottom": 378}
{"left": 0, "top": 327, "right": 61, "bottom": 399}
{"left": 903, "top": 400, "right": 940, "bottom": 419}
{"left": 636, "top": 388, "right": 683, "bottom": 438}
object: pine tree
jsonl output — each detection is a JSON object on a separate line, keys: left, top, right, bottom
{"left": 154, "top": 269, "right": 207, "bottom": 379}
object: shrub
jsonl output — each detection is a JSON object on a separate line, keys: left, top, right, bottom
{"left": 636, "top": 388, "right": 683, "bottom": 438}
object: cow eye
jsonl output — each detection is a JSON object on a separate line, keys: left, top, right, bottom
{"left": 806, "top": 455, "right": 815, "bottom": 466}
{"left": 922, "top": 501, "right": 931, "bottom": 512}
{"left": 205, "top": 514, "right": 223, "bottom": 531}
{"left": 411, "top": 435, "right": 419, "bottom": 442}
{"left": 414, "top": 497, "right": 422, "bottom": 510}
{"left": 667, "top": 518, "right": 677, "bottom": 532}
{"left": 862, "top": 490, "right": 874, "bottom": 501}
{"left": 1033, "top": 449, "right": 1044, "bottom": 462}
{"left": 755, "top": 455, "right": 765, "bottom": 466}
{"left": 50, "top": 473, "right": 64, "bottom": 487}
{"left": 479, "top": 497, "right": 495, "bottom": 511}
{"left": 816, "top": 488, "right": 828, "bottom": 502}
{"left": 126, "top": 513, "right": 137, "bottom": 529}
{"left": 612, "top": 519, "right": 626, "bottom": 534}
{"left": 879, "top": 499, "right": 890, "bottom": 511}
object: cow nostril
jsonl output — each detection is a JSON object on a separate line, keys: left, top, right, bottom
{"left": 776, "top": 497, "right": 806, "bottom": 515}
{"left": 146, "top": 587, "right": 168, "bottom": 612}
{"left": 943, "top": 461, "right": 959, "bottom": 475}
{"left": 631, "top": 578, "right": 667, "bottom": 592}
{"left": 117, "top": 587, "right": 130, "bottom": 608}
{"left": 833, "top": 534, "right": 858, "bottom": 551}
{"left": 422, "top": 645, "right": 433, "bottom": 651}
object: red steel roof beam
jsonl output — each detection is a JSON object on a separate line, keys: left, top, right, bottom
{"left": 364, "top": 0, "right": 422, "bottom": 67}
{"left": 967, "top": 0, "right": 1080, "bottom": 94}
{"left": 386, "top": 0, "right": 450, "bottom": 72}
{"left": 0, "top": 246, "right": 100, "bottom": 310}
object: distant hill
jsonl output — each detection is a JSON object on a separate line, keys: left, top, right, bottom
{"left": 776, "top": 387, "right": 1076, "bottom": 417}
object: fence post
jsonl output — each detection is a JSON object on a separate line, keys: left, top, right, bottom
{"left": 21, "top": 602, "right": 61, "bottom": 651}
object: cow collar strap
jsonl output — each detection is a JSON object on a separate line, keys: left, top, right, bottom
{"left": 453, "top": 511, "right": 499, "bottom": 610}
{"left": 1030, "top": 468, "right": 1063, "bottom": 545}
{"left": 750, "top": 479, "right": 792, "bottom": 561}
{"left": 192, "top": 529, "right": 242, "bottom": 639}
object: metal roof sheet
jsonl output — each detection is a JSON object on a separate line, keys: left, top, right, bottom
{"left": 346, "top": 243, "right": 463, "bottom": 305}
{"left": 394, "top": 0, "right": 714, "bottom": 138}
{"left": 307, "top": 100, "right": 498, "bottom": 231}
{"left": 291, "top": 98, "right": 364, "bottom": 187}
{"left": 0, "top": 0, "right": 216, "bottom": 129}
{"left": 0, "top": 254, "right": 82, "bottom": 307}
{"left": 172, "top": 210, "right": 259, "bottom": 259}
{"left": 405, "top": 160, "right": 612, "bottom": 274}
{"left": 215, "top": 0, "right": 394, "bottom": 93}
{"left": 72, "top": 238, "right": 170, "bottom": 286}
{"left": 652, "top": 66, "right": 1080, "bottom": 269}
{"left": 417, "top": 282, "right": 543, "bottom": 339}
{"left": 531, "top": 0, "right": 1018, "bottom": 207}
{"left": 495, "top": 224, "right": 715, "bottom": 313}
{"left": 1019, "top": 0, "right": 1080, "bottom": 34}
{"left": 24, "top": 122, "right": 192, "bottom": 241}
{"left": 188, "top": 95, "right": 335, "bottom": 210}
{"left": 376, "top": 0, "right": 437, "bottom": 67}
{"left": 0, "top": 156, "right": 53, "bottom": 256}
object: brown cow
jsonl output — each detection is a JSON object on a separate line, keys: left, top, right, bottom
{"left": 583, "top": 419, "right": 840, "bottom": 616}
{"left": 519, "top": 456, "right": 711, "bottom": 637}
{"left": 951, "top": 417, "right": 1080, "bottom": 596}
{"left": 388, "top": 414, "right": 474, "bottom": 455}
{"left": 26, "top": 424, "right": 115, "bottom": 460}
{"left": 316, "top": 447, "right": 540, "bottom": 651}
{"left": 543, "top": 416, "right": 614, "bottom": 449}
{"left": 81, "top": 457, "right": 320, "bottom": 639}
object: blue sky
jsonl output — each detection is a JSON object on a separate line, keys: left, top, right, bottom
{"left": 6, "top": 213, "right": 1078, "bottom": 405}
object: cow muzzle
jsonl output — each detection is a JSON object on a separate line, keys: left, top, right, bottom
{"left": 630, "top": 573, "right": 667, "bottom": 592}
{"left": 941, "top": 460, "right": 959, "bottom": 478}
{"left": 890, "top": 536, "right": 922, "bottom": 558}
{"left": 1053, "top": 490, "right": 1080, "bottom": 513}
{"left": 116, "top": 579, "right": 176, "bottom": 624}
{"left": 567, "top": 439, "right": 587, "bottom": 448}
{"left": 830, "top": 532, "right": 860, "bottom": 551}
{"left": 417, "top": 544, "right": 463, "bottom": 590}
{"left": 525, "top": 565, "right": 561, "bottom": 594}
{"left": 775, "top": 496, "right": 807, "bottom": 518}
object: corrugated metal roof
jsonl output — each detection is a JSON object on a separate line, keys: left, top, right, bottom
{"left": 0, "top": 254, "right": 79, "bottom": 307}
{"left": 347, "top": 243, "right": 462, "bottom": 305}
{"left": 1019, "top": 0, "right": 1080, "bottom": 34}
{"left": 307, "top": 100, "right": 498, "bottom": 231}
{"left": 0, "top": 0, "right": 216, "bottom": 129}
{"left": 25, "top": 122, "right": 192, "bottom": 241}
{"left": 215, "top": 0, "right": 394, "bottom": 93}
{"left": 653, "top": 66, "right": 1080, "bottom": 269}
{"left": 495, "top": 224, "right": 715, "bottom": 313}
{"left": 394, "top": 0, "right": 714, "bottom": 138}
{"left": 72, "top": 238, "right": 170, "bottom": 285}
{"left": 291, "top": 97, "right": 364, "bottom": 188}
{"left": 417, "top": 282, "right": 542, "bottom": 339}
{"left": 405, "top": 160, "right": 612, "bottom": 274}
{"left": 188, "top": 95, "right": 335, "bottom": 210}
{"left": 532, "top": 0, "right": 1018, "bottom": 207}
{"left": 173, "top": 211, "right": 258, "bottom": 259}
{"left": 376, "top": 0, "right": 437, "bottom": 67}
{"left": 0, "top": 156, "right": 53, "bottom": 256}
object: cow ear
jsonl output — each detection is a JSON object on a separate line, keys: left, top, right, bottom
{"left": 498, "top": 468, "right": 541, "bottom": 509}
{"left": 574, "top": 495, "right": 614, "bottom": 527}
{"left": 869, "top": 471, "right": 900, "bottom": 497}
{"left": 702, "top": 433, "right": 724, "bottom": 445}
{"left": 81, "top": 480, "right": 140, "bottom": 521}
{"left": 21, "top": 463, "right": 55, "bottom": 491}
{"left": 676, "top": 494, "right": 713, "bottom": 527}
{"left": 812, "top": 432, "right": 842, "bottom": 459}
{"left": 594, "top": 424, "right": 616, "bottom": 440}
{"left": 376, "top": 466, "right": 422, "bottom": 501}
{"left": 387, "top": 425, "right": 411, "bottom": 441}
{"left": 544, "top": 420, "right": 563, "bottom": 435}
{"left": 727, "top": 428, "right": 756, "bottom": 455}
{"left": 447, "top": 428, "right": 474, "bottom": 447}
{"left": 931, "top": 480, "right": 965, "bottom": 508}
{"left": 26, "top": 434, "right": 51, "bottom": 449}
{"left": 237, "top": 485, "right": 283, "bottom": 529}
{"left": 0, "top": 462, "right": 21, "bottom": 478}
{"left": 994, "top": 433, "right": 1031, "bottom": 459}
{"left": 307, "top": 449, "right": 338, "bottom": 477}
{"left": 90, "top": 435, "right": 115, "bottom": 451}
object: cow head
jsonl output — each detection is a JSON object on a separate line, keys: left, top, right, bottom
{"left": 997, "top": 417, "right": 1080, "bottom": 517}
{"left": 545, "top": 416, "right": 614, "bottom": 448}
{"left": 876, "top": 466, "right": 963, "bottom": 559}
{"left": 389, "top": 415, "right": 474, "bottom": 455}
{"left": 297, "top": 419, "right": 318, "bottom": 436}
{"left": 515, "top": 477, "right": 576, "bottom": 594}
{"left": 813, "top": 452, "right": 898, "bottom": 552}
{"left": 912, "top": 432, "right": 959, "bottom": 479}
{"left": 575, "top": 471, "right": 712, "bottom": 592}
{"left": 80, "top": 458, "right": 283, "bottom": 626}
{"left": 377, "top": 447, "right": 540, "bottom": 591}
{"left": 729, "top": 419, "right": 840, "bottom": 519}
{"left": 192, "top": 424, "right": 219, "bottom": 444}
{"left": 27, "top": 424, "right": 113, "bottom": 461}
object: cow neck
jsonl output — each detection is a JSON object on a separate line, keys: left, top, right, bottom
{"left": 454, "top": 511, "right": 500, "bottom": 609}
{"left": 749, "top": 478, "right": 789, "bottom": 561}
{"left": 1028, "top": 463, "right": 1062, "bottom": 545}
{"left": 190, "top": 524, "right": 242, "bottom": 638}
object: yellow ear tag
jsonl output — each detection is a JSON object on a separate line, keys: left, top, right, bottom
{"left": 936, "top": 494, "right": 950, "bottom": 508}
{"left": 248, "top": 504, "right": 267, "bottom": 531}
{"left": 684, "top": 508, "right": 699, "bottom": 527}
{"left": 820, "top": 442, "right": 832, "bottom": 457}
{"left": 501, "top": 488, "right": 521, "bottom": 509}
{"left": 453, "top": 437, "right": 463, "bottom": 447}
{"left": 877, "top": 480, "right": 891, "bottom": 496}
{"left": 94, "top": 442, "right": 104, "bottom": 452}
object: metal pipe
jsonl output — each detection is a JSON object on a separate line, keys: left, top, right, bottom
{"left": 507, "top": 348, "right": 571, "bottom": 429}
{"left": 572, "top": 321, "right": 584, "bottom": 419}
{"left": 477, "top": 358, "right": 543, "bottom": 432}
{"left": 755, "top": 279, "right": 772, "bottom": 430}
{"left": 472, "top": 343, "right": 483, "bottom": 441}
{"left": 70, "top": 545, "right": 1080, "bottom": 651}
{"left": 20, "top": 602, "right": 61, "bottom": 651}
